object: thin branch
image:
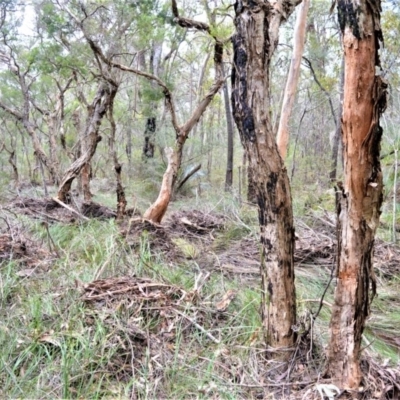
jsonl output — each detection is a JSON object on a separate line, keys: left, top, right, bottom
{"left": 0, "top": 100, "right": 23, "bottom": 120}
{"left": 174, "top": 309, "right": 220, "bottom": 344}
{"left": 51, "top": 197, "right": 90, "bottom": 221}
{"left": 303, "top": 56, "right": 337, "bottom": 127}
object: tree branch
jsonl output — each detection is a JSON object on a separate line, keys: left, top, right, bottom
{"left": 0, "top": 100, "right": 23, "bottom": 121}
{"left": 303, "top": 56, "right": 337, "bottom": 127}
{"left": 63, "top": 3, "right": 181, "bottom": 135}
{"left": 171, "top": 0, "right": 210, "bottom": 32}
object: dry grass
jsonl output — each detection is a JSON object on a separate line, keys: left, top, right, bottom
{"left": 0, "top": 192, "right": 399, "bottom": 399}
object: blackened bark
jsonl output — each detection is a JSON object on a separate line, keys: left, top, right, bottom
{"left": 231, "top": 0, "right": 299, "bottom": 355}
{"left": 108, "top": 81, "right": 126, "bottom": 220}
{"left": 57, "top": 81, "right": 117, "bottom": 202}
{"left": 247, "top": 159, "right": 257, "bottom": 203}
{"left": 143, "top": 117, "right": 156, "bottom": 158}
{"left": 223, "top": 77, "right": 234, "bottom": 191}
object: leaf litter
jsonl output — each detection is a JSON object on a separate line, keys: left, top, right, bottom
{"left": 3, "top": 201, "right": 400, "bottom": 398}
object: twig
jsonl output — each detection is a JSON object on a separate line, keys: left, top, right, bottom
{"left": 219, "top": 380, "right": 318, "bottom": 388}
{"left": 43, "top": 221, "right": 61, "bottom": 258}
{"left": 299, "top": 299, "right": 332, "bottom": 308}
{"left": 52, "top": 197, "right": 90, "bottom": 221}
{"left": 174, "top": 309, "right": 220, "bottom": 344}
{"left": 313, "top": 265, "right": 335, "bottom": 321}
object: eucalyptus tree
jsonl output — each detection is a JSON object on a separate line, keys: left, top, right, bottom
{"left": 34, "top": 0, "right": 141, "bottom": 202}
{"left": 0, "top": 2, "right": 66, "bottom": 185}
{"left": 326, "top": 0, "right": 387, "bottom": 389}
{"left": 231, "top": 0, "right": 301, "bottom": 356}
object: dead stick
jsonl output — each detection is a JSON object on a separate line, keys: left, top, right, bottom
{"left": 175, "top": 309, "right": 220, "bottom": 344}
{"left": 52, "top": 197, "right": 90, "bottom": 221}
{"left": 299, "top": 299, "right": 332, "bottom": 308}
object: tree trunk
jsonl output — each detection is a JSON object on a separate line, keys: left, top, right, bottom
{"left": 143, "top": 42, "right": 224, "bottom": 223}
{"left": 143, "top": 147, "right": 179, "bottom": 223}
{"left": 108, "top": 82, "right": 127, "bottom": 220}
{"left": 231, "top": 0, "right": 299, "bottom": 355}
{"left": 276, "top": 0, "right": 310, "bottom": 160}
{"left": 247, "top": 158, "right": 257, "bottom": 203}
{"left": 143, "top": 116, "right": 156, "bottom": 158}
{"left": 326, "top": 0, "right": 387, "bottom": 389}
{"left": 57, "top": 81, "right": 117, "bottom": 202}
{"left": 329, "top": 57, "right": 344, "bottom": 182}
{"left": 223, "top": 75, "right": 234, "bottom": 192}
{"left": 142, "top": 41, "right": 162, "bottom": 159}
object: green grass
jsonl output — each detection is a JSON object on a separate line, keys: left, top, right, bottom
{"left": 1, "top": 188, "right": 400, "bottom": 399}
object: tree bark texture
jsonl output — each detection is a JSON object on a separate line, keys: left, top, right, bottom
{"left": 329, "top": 57, "right": 344, "bottom": 182}
{"left": 142, "top": 41, "right": 162, "bottom": 159}
{"left": 143, "top": 117, "right": 156, "bottom": 158}
{"left": 223, "top": 77, "right": 234, "bottom": 191}
{"left": 276, "top": 0, "right": 310, "bottom": 160}
{"left": 56, "top": 81, "right": 117, "bottom": 202}
{"left": 327, "top": 0, "right": 387, "bottom": 389}
{"left": 108, "top": 81, "right": 127, "bottom": 220}
{"left": 231, "top": 0, "right": 299, "bottom": 353}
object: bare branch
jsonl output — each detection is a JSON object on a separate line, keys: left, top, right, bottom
{"left": 303, "top": 56, "right": 337, "bottom": 127}
{"left": 0, "top": 101, "right": 23, "bottom": 121}
{"left": 172, "top": 0, "right": 210, "bottom": 32}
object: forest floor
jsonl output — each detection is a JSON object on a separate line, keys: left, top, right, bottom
{"left": 1, "top": 185, "right": 400, "bottom": 399}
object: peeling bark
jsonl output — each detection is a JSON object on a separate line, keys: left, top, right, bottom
{"left": 231, "top": 0, "right": 300, "bottom": 355}
{"left": 108, "top": 80, "right": 126, "bottom": 220}
{"left": 143, "top": 147, "right": 178, "bottom": 223}
{"left": 329, "top": 57, "right": 344, "bottom": 182}
{"left": 326, "top": 0, "right": 387, "bottom": 389}
{"left": 56, "top": 81, "right": 118, "bottom": 202}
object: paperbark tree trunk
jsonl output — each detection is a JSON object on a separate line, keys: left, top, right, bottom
{"left": 142, "top": 42, "right": 162, "bottom": 159}
{"left": 56, "top": 81, "right": 118, "bottom": 202}
{"left": 276, "top": 0, "right": 310, "bottom": 160}
{"left": 326, "top": 0, "right": 387, "bottom": 389}
{"left": 108, "top": 86, "right": 127, "bottom": 220}
{"left": 231, "top": 0, "right": 300, "bottom": 355}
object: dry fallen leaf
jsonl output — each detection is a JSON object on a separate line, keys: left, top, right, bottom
{"left": 215, "top": 289, "right": 237, "bottom": 312}
{"left": 16, "top": 268, "right": 35, "bottom": 277}
{"left": 38, "top": 332, "right": 61, "bottom": 348}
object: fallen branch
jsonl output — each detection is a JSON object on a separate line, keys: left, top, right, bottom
{"left": 52, "top": 197, "right": 90, "bottom": 221}
{"left": 177, "top": 163, "right": 201, "bottom": 191}
{"left": 299, "top": 299, "right": 332, "bottom": 308}
{"left": 174, "top": 309, "right": 220, "bottom": 344}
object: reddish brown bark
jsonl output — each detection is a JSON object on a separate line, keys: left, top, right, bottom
{"left": 326, "top": 0, "right": 387, "bottom": 389}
